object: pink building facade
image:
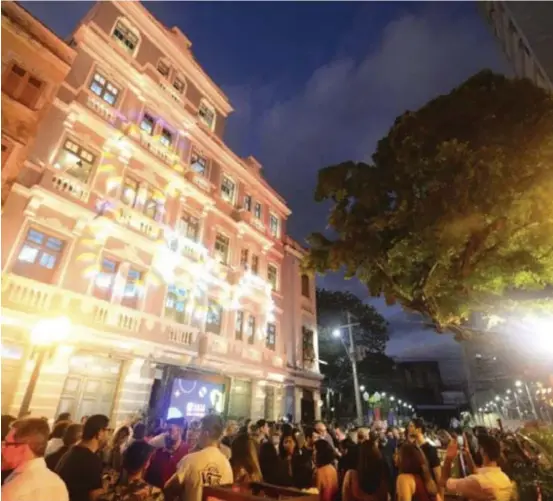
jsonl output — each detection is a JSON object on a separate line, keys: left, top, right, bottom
{"left": 1, "top": 1, "right": 321, "bottom": 424}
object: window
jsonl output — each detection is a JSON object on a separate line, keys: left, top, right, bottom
{"left": 160, "top": 127, "right": 173, "bottom": 148}
{"left": 254, "top": 202, "right": 262, "bottom": 219}
{"left": 301, "top": 274, "right": 310, "bottom": 298}
{"left": 54, "top": 139, "right": 96, "bottom": 183}
{"left": 246, "top": 315, "right": 256, "bottom": 345}
{"left": 173, "top": 77, "right": 185, "bottom": 94}
{"left": 165, "top": 285, "right": 188, "bottom": 324}
{"left": 267, "top": 264, "right": 278, "bottom": 291}
{"left": 3, "top": 64, "right": 44, "bottom": 109}
{"left": 14, "top": 229, "right": 64, "bottom": 283}
{"left": 143, "top": 188, "right": 164, "bottom": 221}
{"left": 240, "top": 249, "right": 249, "bottom": 270}
{"left": 198, "top": 100, "right": 216, "bottom": 129}
{"left": 178, "top": 214, "right": 200, "bottom": 242}
{"left": 157, "top": 60, "right": 170, "bottom": 77}
{"left": 206, "top": 299, "right": 223, "bottom": 334}
{"left": 190, "top": 289, "right": 206, "bottom": 329}
{"left": 235, "top": 311, "right": 244, "bottom": 341}
{"left": 220, "top": 176, "right": 235, "bottom": 203}
{"left": 89, "top": 72, "right": 119, "bottom": 106}
{"left": 266, "top": 323, "right": 276, "bottom": 350}
{"left": 121, "top": 177, "right": 139, "bottom": 208}
{"left": 140, "top": 113, "right": 155, "bottom": 135}
{"left": 251, "top": 255, "right": 259, "bottom": 275}
{"left": 244, "top": 195, "right": 252, "bottom": 212}
{"left": 269, "top": 214, "right": 280, "bottom": 238}
{"left": 112, "top": 21, "right": 139, "bottom": 54}
{"left": 122, "top": 268, "right": 142, "bottom": 308}
{"left": 190, "top": 151, "right": 208, "bottom": 176}
{"left": 93, "top": 257, "right": 118, "bottom": 301}
{"left": 214, "top": 234, "right": 230, "bottom": 264}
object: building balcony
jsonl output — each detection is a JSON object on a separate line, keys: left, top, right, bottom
{"left": 82, "top": 91, "right": 119, "bottom": 126}
{"left": 39, "top": 169, "right": 91, "bottom": 204}
{"left": 116, "top": 204, "right": 161, "bottom": 240}
{"left": 185, "top": 170, "right": 213, "bottom": 194}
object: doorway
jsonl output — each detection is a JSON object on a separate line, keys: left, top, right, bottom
{"left": 56, "top": 353, "right": 121, "bottom": 422}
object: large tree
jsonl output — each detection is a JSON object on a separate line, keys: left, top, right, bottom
{"left": 307, "top": 71, "right": 553, "bottom": 339}
{"left": 316, "top": 288, "right": 391, "bottom": 395}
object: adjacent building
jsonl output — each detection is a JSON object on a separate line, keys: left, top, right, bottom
{"left": 1, "top": 1, "right": 322, "bottom": 424}
{"left": 481, "top": 1, "right": 553, "bottom": 92}
{"left": 1, "top": 2, "right": 76, "bottom": 205}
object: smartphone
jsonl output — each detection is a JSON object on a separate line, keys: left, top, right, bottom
{"left": 457, "top": 435, "right": 464, "bottom": 447}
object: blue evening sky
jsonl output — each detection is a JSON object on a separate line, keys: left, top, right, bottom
{"left": 21, "top": 1, "right": 511, "bottom": 370}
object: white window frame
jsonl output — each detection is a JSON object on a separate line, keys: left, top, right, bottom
{"left": 267, "top": 263, "right": 279, "bottom": 291}
{"left": 214, "top": 232, "right": 230, "bottom": 265}
{"left": 220, "top": 174, "right": 236, "bottom": 204}
{"left": 110, "top": 17, "right": 140, "bottom": 57}
{"left": 173, "top": 75, "right": 186, "bottom": 94}
{"left": 190, "top": 150, "right": 209, "bottom": 177}
{"left": 88, "top": 70, "right": 120, "bottom": 106}
{"left": 198, "top": 99, "right": 216, "bottom": 130}
{"left": 254, "top": 202, "right": 262, "bottom": 219}
{"left": 269, "top": 213, "right": 280, "bottom": 238}
{"left": 53, "top": 136, "right": 98, "bottom": 184}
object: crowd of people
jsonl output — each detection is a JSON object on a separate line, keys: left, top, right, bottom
{"left": 1, "top": 412, "right": 520, "bottom": 501}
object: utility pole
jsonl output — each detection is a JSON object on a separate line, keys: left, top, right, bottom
{"left": 347, "top": 311, "right": 363, "bottom": 425}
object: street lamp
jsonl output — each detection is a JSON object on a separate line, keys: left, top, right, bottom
{"left": 332, "top": 312, "right": 363, "bottom": 425}
{"left": 360, "top": 385, "right": 366, "bottom": 392}
{"left": 19, "top": 317, "right": 71, "bottom": 417}
{"left": 515, "top": 380, "right": 538, "bottom": 419}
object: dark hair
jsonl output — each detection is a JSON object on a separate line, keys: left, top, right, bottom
{"left": 411, "top": 418, "right": 425, "bottom": 435}
{"left": 201, "top": 415, "right": 224, "bottom": 441}
{"left": 304, "top": 426, "right": 316, "bottom": 441}
{"left": 478, "top": 434, "right": 501, "bottom": 462}
{"left": 63, "top": 423, "right": 83, "bottom": 447}
{"left": 123, "top": 440, "right": 154, "bottom": 474}
{"left": 133, "top": 422, "right": 146, "bottom": 440}
{"left": 82, "top": 414, "right": 109, "bottom": 441}
{"left": 256, "top": 419, "right": 267, "bottom": 429}
{"left": 1, "top": 415, "right": 17, "bottom": 441}
{"left": 259, "top": 441, "right": 279, "bottom": 483}
{"left": 398, "top": 443, "right": 437, "bottom": 496}
{"left": 56, "top": 412, "right": 71, "bottom": 423}
{"left": 12, "top": 418, "right": 50, "bottom": 457}
{"left": 358, "top": 438, "right": 387, "bottom": 494}
{"left": 51, "top": 420, "right": 70, "bottom": 439}
{"left": 230, "top": 433, "right": 262, "bottom": 482}
{"left": 281, "top": 423, "right": 293, "bottom": 436}
{"left": 279, "top": 432, "right": 299, "bottom": 459}
{"left": 314, "top": 439, "right": 335, "bottom": 467}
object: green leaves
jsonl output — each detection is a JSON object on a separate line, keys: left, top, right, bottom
{"left": 308, "top": 71, "right": 553, "bottom": 336}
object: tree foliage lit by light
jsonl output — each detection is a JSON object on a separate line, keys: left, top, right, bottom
{"left": 306, "top": 71, "right": 553, "bottom": 339}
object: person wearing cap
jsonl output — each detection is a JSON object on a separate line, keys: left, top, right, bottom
{"left": 145, "top": 417, "right": 188, "bottom": 489}
{"left": 56, "top": 414, "right": 110, "bottom": 501}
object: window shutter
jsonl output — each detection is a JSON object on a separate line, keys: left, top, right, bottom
{"left": 4, "top": 64, "right": 26, "bottom": 98}
{"left": 19, "top": 76, "right": 44, "bottom": 109}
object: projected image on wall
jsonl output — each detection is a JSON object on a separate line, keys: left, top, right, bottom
{"left": 167, "top": 378, "right": 225, "bottom": 420}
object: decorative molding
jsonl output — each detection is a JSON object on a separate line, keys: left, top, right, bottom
{"left": 23, "top": 196, "right": 43, "bottom": 217}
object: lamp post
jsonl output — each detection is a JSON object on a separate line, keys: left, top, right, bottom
{"left": 333, "top": 311, "right": 363, "bottom": 425}
{"left": 18, "top": 317, "right": 71, "bottom": 418}
{"left": 515, "top": 380, "right": 538, "bottom": 419}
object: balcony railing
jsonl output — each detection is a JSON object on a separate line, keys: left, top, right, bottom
{"left": 2, "top": 274, "right": 56, "bottom": 313}
{"left": 185, "top": 171, "right": 212, "bottom": 193}
{"left": 85, "top": 93, "right": 118, "bottom": 125}
{"left": 116, "top": 205, "right": 160, "bottom": 240}
{"left": 166, "top": 322, "right": 198, "bottom": 348}
{"left": 50, "top": 172, "right": 90, "bottom": 202}
{"left": 137, "top": 131, "right": 174, "bottom": 166}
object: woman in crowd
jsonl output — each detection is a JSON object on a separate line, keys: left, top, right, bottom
{"left": 314, "top": 439, "right": 339, "bottom": 501}
{"left": 230, "top": 433, "right": 263, "bottom": 484}
{"left": 342, "top": 437, "right": 389, "bottom": 501}
{"left": 278, "top": 433, "right": 313, "bottom": 489}
{"left": 45, "top": 419, "right": 71, "bottom": 456}
{"left": 46, "top": 423, "right": 83, "bottom": 472}
{"left": 104, "top": 425, "right": 131, "bottom": 473}
{"left": 101, "top": 441, "right": 164, "bottom": 501}
{"left": 396, "top": 443, "right": 438, "bottom": 501}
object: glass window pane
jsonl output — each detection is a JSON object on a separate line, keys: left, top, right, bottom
{"left": 39, "top": 253, "right": 56, "bottom": 269}
{"left": 45, "top": 237, "right": 63, "bottom": 251}
{"left": 90, "top": 81, "right": 103, "bottom": 96}
{"left": 27, "top": 229, "right": 44, "bottom": 245}
{"left": 18, "top": 245, "right": 38, "bottom": 263}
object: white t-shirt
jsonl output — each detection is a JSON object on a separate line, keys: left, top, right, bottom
{"left": 447, "top": 466, "right": 514, "bottom": 501}
{"left": 176, "top": 445, "right": 233, "bottom": 501}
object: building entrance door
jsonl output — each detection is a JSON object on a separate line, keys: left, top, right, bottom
{"left": 56, "top": 353, "right": 121, "bottom": 421}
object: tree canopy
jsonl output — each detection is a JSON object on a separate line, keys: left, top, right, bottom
{"left": 307, "top": 71, "right": 553, "bottom": 339}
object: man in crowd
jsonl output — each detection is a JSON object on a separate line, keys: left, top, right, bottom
{"left": 46, "top": 423, "right": 82, "bottom": 472}
{"left": 146, "top": 417, "right": 189, "bottom": 488}
{"left": 442, "top": 434, "right": 514, "bottom": 501}
{"left": 301, "top": 426, "right": 320, "bottom": 462}
{"left": 1, "top": 417, "right": 69, "bottom": 501}
{"left": 56, "top": 414, "right": 110, "bottom": 501}
{"left": 256, "top": 419, "right": 270, "bottom": 443}
{"left": 164, "top": 415, "right": 232, "bottom": 501}
{"left": 408, "top": 418, "right": 442, "bottom": 487}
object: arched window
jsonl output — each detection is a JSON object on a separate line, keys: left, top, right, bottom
{"left": 198, "top": 99, "right": 216, "bottom": 130}
{"left": 301, "top": 274, "right": 310, "bottom": 298}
